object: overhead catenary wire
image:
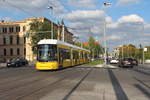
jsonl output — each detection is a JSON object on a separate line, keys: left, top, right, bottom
{"left": 2, "top": 0, "right": 35, "bottom": 17}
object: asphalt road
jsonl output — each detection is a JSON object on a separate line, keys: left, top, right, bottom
{"left": 0, "top": 64, "right": 149, "bottom": 100}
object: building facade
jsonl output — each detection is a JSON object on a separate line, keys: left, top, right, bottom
{"left": 0, "top": 17, "right": 74, "bottom": 62}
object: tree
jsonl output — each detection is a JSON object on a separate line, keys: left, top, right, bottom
{"left": 26, "top": 20, "right": 57, "bottom": 54}
{"left": 88, "top": 36, "right": 96, "bottom": 58}
{"left": 75, "top": 41, "right": 82, "bottom": 47}
{"left": 87, "top": 36, "right": 103, "bottom": 58}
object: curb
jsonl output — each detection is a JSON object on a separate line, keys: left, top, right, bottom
{"left": 94, "top": 64, "right": 104, "bottom": 68}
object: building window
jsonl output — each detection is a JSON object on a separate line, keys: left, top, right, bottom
{"left": 10, "top": 36, "right": 13, "bottom": 44}
{"left": 4, "top": 49, "right": 6, "bottom": 56}
{"left": 9, "top": 27, "right": 14, "bottom": 33}
{"left": 16, "top": 26, "right": 20, "bottom": 32}
{"left": 10, "top": 48, "right": 13, "bottom": 56}
{"left": 16, "top": 36, "right": 19, "bottom": 45}
{"left": 17, "top": 48, "right": 20, "bottom": 55}
{"left": 3, "top": 36, "right": 6, "bottom": 45}
{"left": 23, "top": 26, "right": 26, "bottom": 32}
{"left": 0, "top": 28, "right": 1, "bottom": 33}
{"left": 24, "top": 48, "right": 26, "bottom": 56}
{"left": 24, "top": 36, "right": 26, "bottom": 44}
{"left": 3, "top": 27, "right": 7, "bottom": 33}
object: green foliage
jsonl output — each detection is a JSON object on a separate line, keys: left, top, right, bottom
{"left": 88, "top": 36, "right": 96, "bottom": 50}
{"left": 27, "top": 20, "right": 57, "bottom": 54}
{"left": 75, "top": 41, "right": 82, "bottom": 47}
{"left": 86, "top": 60, "right": 103, "bottom": 66}
{"left": 88, "top": 36, "right": 103, "bottom": 58}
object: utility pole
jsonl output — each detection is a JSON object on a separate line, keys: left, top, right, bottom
{"left": 122, "top": 46, "right": 124, "bottom": 59}
{"left": 142, "top": 23, "right": 145, "bottom": 65}
{"left": 143, "top": 48, "right": 144, "bottom": 64}
{"left": 62, "top": 24, "right": 65, "bottom": 42}
{"left": 103, "top": 2, "right": 111, "bottom": 66}
{"left": 47, "top": 6, "right": 54, "bottom": 39}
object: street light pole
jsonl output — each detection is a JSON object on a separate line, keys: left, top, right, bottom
{"left": 62, "top": 24, "right": 65, "bottom": 42}
{"left": 103, "top": 2, "right": 111, "bottom": 66}
{"left": 47, "top": 6, "right": 54, "bottom": 39}
{"left": 103, "top": 15, "right": 107, "bottom": 65}
{"left": 142, "top": 23, "right": 145, "bottom": 65}
{"left": 122, "top": 46, "right": 124, "bottom": 59}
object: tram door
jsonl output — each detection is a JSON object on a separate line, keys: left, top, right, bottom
{"left": 58, "top": 48, "right": 63, "bottom": 67}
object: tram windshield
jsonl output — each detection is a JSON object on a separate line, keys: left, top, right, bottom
{"left": 37, "top": 44, "right": 57, "bottom": 62}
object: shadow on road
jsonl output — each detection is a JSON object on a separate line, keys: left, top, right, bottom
{"left": 132, "top": 69, "right": 150, "bottom": 76}
{"left": 62, "top": 68, "right": 93, "bottom": 100}
{"left": 108, "top": 69, "right": 129, "bottom": 100}
{"left": 134, "top": 77, "right": 150, "bottom": 89}
{"left": 134, "top": 84, "right": 150, "bottom": 99}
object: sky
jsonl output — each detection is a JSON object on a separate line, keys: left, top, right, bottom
{"left": 0, "top": 0, "right": 150, "bottom": 51}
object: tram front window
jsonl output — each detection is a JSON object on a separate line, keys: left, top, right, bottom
{"left": 37, "top": 44, "right": 57, "bottom": 62}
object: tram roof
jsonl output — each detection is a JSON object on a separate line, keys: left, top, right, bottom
{"left": 38, "top": 39, "right": 90, "bottom": 52}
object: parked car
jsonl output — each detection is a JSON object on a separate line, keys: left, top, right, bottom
{"left": 110, "top": 59, "right": 119, "bottom": 64}
{"left": 118, "top": 58, "right": 134, "bottom": 68}
{"left": 19, "top": 58, "right": 28, "bottom": 65}
{"left": 7, "top": 58, "right": 28, "bottom": 67}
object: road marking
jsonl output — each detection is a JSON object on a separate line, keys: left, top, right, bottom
{"left": 94, "top": 64, "right": 119, "bottom": 69}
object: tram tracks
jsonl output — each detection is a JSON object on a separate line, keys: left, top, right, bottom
{"left": 0, "top": 68, "right": 76, "bottom": 93}
{"left": 19, "top": 67, "right": 93, "bottom": 100}
{"left": 0, "top": 67, "right": 92, "bottom": 100}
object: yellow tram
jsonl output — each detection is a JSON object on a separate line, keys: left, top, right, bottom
{"left": 36, "top": 39, "right": 90, "bottom": 70}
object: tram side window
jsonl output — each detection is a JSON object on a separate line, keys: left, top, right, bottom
{"left": 73, "top": 51, "right": 79, "bottom": 59}
{"left": 60, "top": 48, "right": 70, "bottom": 60}
{"left": 80, "top": 52, "right": 84, "bottom": 59}
{"left": 85, "top": 53, "right": 88, "bottom": 59}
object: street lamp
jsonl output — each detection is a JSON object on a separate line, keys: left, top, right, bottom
{"left": 137, "top": 22, "right": 145, "bottom": 64}
{"left": 142, "top": 23, "right": 145, "bottom": 65}
{"left": 47, "top": 6, "right": 54, "bottom": 39}
{"left": 103, "top": 2, "right": 112, "bottom": 66}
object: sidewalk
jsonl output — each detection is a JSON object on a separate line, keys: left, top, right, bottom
{"left": 94, "top": 64, "right": 118, "bottom": 69}
{"left": 0, "top": 63, "right": 7, "bottom": 69}
{"left": 94, "top": 64, "right": 104, "bottom": 68}
{"left": 144, "top": 64, "right": 150, "bottom": 68}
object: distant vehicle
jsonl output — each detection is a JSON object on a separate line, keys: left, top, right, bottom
{"left": 110, "top": 59, "right": 119, "bottom": 64}
{"left": 118, "top": 58, "right": 134, "bottom": 68}
{"left": 132, "top": 59, "right": 138, "bottom": 66}
{"left": 145, "top": 59, "right": 150, "bottom": 64}
{"left": 7, "top": 58, "right": 28, "bottom": 67}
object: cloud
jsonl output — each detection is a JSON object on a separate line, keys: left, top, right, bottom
{"left": 0, "top": 0, "right": 66, "bottom": 16}
{"left": 64, "top": 10, "right": 107, "bottom": 43}
{"left": 68, "top": 0, "right": 97, "bottom": 8}
{"left": 0, "top": 17, "right": 12, "bottom": 22}
{"left": 65, "top": 10, "right": 105, "bottom": 22}
{"left": 65, "top": 11, "right": 149, "bottom": 49}
{"left": 117, "top": 0, "right": 141, "bottom": 6}
{"left": 107, "top": 35, "right": 122, "bottom": 40}
{"left": 118, "top": 14, "right": 144, "bottom": 23}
